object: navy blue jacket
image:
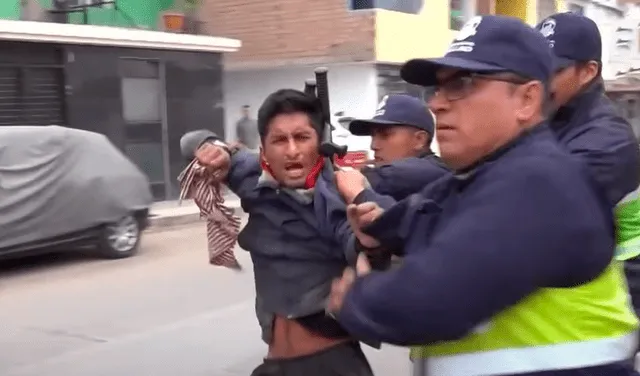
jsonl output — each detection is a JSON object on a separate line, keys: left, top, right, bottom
{"left": 551, "top": 82, "right": 640, "bottom": 323}
{"left": 344, "top": 154, "right": 450, "bottom": 258}
{"left": 180, "top": 130, "right": 359, "bottom": 345}
{"left": 361, "top": 153, "right": 449, "bottom": 202}
{"left": 550, "top": 81, "right": 640, "bottom": 207}
{"left": 336, "top": 125, "right": 625, "bottom": 376}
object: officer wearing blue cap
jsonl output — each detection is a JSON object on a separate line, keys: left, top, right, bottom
{"left": 327, "top": 15, "right": 639, "bottom": 376}
{"left": 535, "top": 13, "right": 639, "bottom": 207}
{"left": 537, "top": 12, "right": 640, "bottom": 328}
{"left": 333, "top": 94, "right": 449, "bottom": 207}
{"left": 349, "top": 94, "right": 436, "bottom": 163}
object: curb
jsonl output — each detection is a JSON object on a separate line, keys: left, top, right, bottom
{"left": 147, "top": 202, "right": 243, "bottom": 231}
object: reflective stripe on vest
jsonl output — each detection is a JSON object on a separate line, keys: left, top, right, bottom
{"left": 615, "top": 186, "right": 640, "bottom": 260}
{"left": 412, "top": 332, "right": 637, "bottom": 376}
{"left": 617, "top": 237, "right": 640, "bottom": 261}
{"left": 411, "top": 263, "right": 638, "bottom": 376}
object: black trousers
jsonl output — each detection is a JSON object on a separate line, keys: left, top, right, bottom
{"left": 250, "top": 341, "right": 374, "bottom": 376}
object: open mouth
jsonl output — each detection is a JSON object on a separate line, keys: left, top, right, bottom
{"left": 284, "top": 162, "right": 305, "bottom": 177}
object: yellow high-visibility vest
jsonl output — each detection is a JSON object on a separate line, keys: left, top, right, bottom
{"left": 410, "top": 262, "right": 638, "bottom": 376}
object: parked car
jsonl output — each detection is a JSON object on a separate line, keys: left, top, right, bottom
{"left": 0, "top": 125, "right": 153, "bottom": 260}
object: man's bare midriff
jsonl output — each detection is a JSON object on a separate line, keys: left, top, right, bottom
{"left": 267, "top": 315, "right": 350, "bottom": 358}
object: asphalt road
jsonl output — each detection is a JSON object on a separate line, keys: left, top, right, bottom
{"left": 0, "top": 221, "right": 410, "bottom": 376}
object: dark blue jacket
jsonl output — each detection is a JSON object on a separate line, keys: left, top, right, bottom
{"left": 551, "top": 82, "right": 640, "bottom": 324}
{"left": 361, "top": 153, "right": 449, "bottom": 202}
{"left": 336, "top": 125, "right": 628, "bottom": 376}
{"left": 341, "top": 154, "right": 450, "bottom": 258}
{"left": 180, "top": 130, "right": 358, "bottom": 345}
{"left": 550, "top": 81, "right": 640, "bottom": 207}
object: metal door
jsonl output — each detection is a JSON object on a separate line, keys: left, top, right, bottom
{"left": 119, "top": 58, "right": 170, "bottom": 201}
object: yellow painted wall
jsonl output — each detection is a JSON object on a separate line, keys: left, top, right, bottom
{"left": 495, "top": 0, "right": 567, "bottom": 24}
{"left": 374, "top": 4, "right": 455, "bottom": 63}
{"left": 495, "top": 0, "right": 526, "bottom": 21}
{"left": 373, "top": 0, "right": 567, "bottom": 63}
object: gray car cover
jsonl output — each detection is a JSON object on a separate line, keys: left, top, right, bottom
{"left": 0, "top": 125, "right": 153, "bottom": 249}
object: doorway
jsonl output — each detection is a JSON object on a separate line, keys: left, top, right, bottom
{"left": 119, "top": 58, "right": 170, "bottom": 201}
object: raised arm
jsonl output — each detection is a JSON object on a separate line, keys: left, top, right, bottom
{"left": 180, "top": 130, "right": 261, "bottom": 200}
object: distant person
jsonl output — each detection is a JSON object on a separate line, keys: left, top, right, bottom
{"left": 236, "top": 105, "right": 259, "bottom": 150}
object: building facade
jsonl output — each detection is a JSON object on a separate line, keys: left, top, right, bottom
{"left": 200, "top": 0, "right": 567, "bottom": 141}
{"left": 0, "top": 0, "right": 177, "bottom": 30}
{"left": 0, "top": 20, "right": 239, "bottom": 201}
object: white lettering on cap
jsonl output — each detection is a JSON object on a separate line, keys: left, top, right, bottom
{"left": 375, "top": 95, "right": 388, "bottom": 116}
{"left": 539, "top": 18, "right": 556, "bottom": 38}
{"left": 454, "top": 16, "right": 482, "bottom": 41}
{"left": 448, "top": 16, "right": 482, "bottom": 53}
{"left": 538, "top": 18, "right": 556, "bottom": 47}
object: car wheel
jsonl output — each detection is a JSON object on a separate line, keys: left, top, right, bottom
{"left": 98, "top": 215, "right": 141, "bottom": 259}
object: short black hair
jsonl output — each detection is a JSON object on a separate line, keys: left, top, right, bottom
{"left": 257, "top": 89, "right": 324, "bottom": 141}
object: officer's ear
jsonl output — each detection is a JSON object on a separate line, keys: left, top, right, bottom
{"left": 576, "top": 61, "right": 599, "bottom": 86}
{"left": 514, "top": 80, "right": 545, "bottom": 126}
{"left": 414, "top": 130, "right": 431, "bottom": 151}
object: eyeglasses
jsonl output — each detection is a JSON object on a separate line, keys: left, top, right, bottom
{"left": 431, "top": 72, "right": 533, "bottom": 101}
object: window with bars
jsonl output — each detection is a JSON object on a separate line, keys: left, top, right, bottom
{"left": 58, "top": 0, "right": 108, "bottom": 7}
{"left": 0, "top": 66, "right": 66, "bottom": 126}
{"left": 348, "top": 0, "right": 424, "bottom": 14}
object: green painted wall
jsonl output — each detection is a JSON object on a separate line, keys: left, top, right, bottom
{"left": 0, "top": 0, "right": 176, "bottom": 30}
{"left": 0, "top": 0, "right": 21, "bottom": 19}
{"left": 66, "top": 0, "right": 174, "bottom": 29}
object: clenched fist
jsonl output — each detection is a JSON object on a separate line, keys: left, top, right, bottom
{"left": 194, "top": 142, "right": 231, "bottom": 181}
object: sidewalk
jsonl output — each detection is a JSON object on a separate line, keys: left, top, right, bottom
{"left": 148, "top": 193, "right": 242, "bottom": 230}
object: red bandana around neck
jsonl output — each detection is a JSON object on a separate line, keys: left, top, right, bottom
{"left": 261, "top": 157, "right": 325, "bottom": 189}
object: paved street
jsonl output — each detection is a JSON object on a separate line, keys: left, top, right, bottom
{"left": 0, "top": 220, "right": 410, "bottom": 376}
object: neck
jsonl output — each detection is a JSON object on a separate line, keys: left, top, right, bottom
{"left": 521, "top": 116, "right": 545, "bottom": 130}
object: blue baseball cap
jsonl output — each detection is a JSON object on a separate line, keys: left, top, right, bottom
{"left": 536, "top": 13, "right": 602, "bottom": 71}
{"left": 401, "top": 15, "right": 554, "bottom": 87}
{"left": 349, "top": 94, "right": 434, "bottom": 136}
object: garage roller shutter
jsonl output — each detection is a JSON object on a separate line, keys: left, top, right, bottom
{"left": 0, "top": 66, "right": 65, "bottom": 126}
{"left": 0, "top": 67, "right": 21, "bottom": 125}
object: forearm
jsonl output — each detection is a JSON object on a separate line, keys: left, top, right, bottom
{"left": 337, "top": 246, "right": 548, "bottom": 346}
{"left": 353, "top": 188, "right": 397, "bottom": 210}
{"left": 359, "top": 193, "right": 428, "bottom": 249}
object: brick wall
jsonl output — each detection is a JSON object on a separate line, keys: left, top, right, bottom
{"left": 200, "top": 0, "right": 376, "bottom": 69}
